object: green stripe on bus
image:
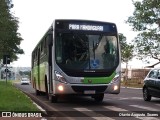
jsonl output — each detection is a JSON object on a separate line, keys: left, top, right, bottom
{"left": 83, "top": 72, "right": 115, "bottom": 84}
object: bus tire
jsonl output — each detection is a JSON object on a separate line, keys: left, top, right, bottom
{"left": 45, "top": 77, "right": 49, "bottom": 99}
{"left": 93, "top": 93, "right": 104, "bottom": 102}
{"left": 49, "top": 95, "right": 58, "bottom": 103}
{"left": 34, "top": 78, "right": 41, "bottom": 96}
{"left": 36, "top": 89, "right": 41, "bottom": 96}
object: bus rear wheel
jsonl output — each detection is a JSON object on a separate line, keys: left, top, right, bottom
{"left": 35, "top": 89, "right": 41, "bottom": 96}
{"left": 92, "top": 93, "right": 104, "bottom": 102}
{"left": 45, "top": 78, "right": 49, "bottom": 99}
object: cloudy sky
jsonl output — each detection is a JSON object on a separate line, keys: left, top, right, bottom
{"left": 11, "top": 0, "right": 149, "bottom": 68}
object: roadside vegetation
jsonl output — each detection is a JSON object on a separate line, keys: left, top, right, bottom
{"left": 0, "top": 0, "right": 24, "bottom": 61}
{"left": 0, "top": 81, "right": 39, "bottom": 111}
{"left": 127, "top": 0, "right": 160, "bottom": 67}
{"left": 121, "top": 79, "right": 143, "bottom": 88}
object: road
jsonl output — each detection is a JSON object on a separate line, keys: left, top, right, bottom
{"left": 14, "top": 83, "right": 160, "bottom": 120}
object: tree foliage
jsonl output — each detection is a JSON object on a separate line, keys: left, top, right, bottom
{"left": 126, "top": 0, "right": 160, "bottom": 65}
{"left": 0, "top": 0, "right": 24, "bottom": 62}
{"left": 19, "top": 70, "right": 31, "bottom": 78}
{"left": 119, "top": 33, "right": 134, "bottom": 63}
{"left": 119, "top": 33, "right": 134, "bottom": 81}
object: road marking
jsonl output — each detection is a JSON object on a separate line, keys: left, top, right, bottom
{"left": 129, "top": 105, "right": 160, "bottom": 120}
{"left": 104, "top": 106, "right": 128, "bottom": 111}
{"left": 33, "top": 102, "right": 46, "bottom": 112}
{"left": 131, "top": 97, "right": 143, "bottom": 100}
{"left": 130, "top": 105, "right": 159, "bottom": 111}
{"left": 155, "top": 104, "right": 160, "bottom": 107}
{"left": 118, "top": 97, "right": 130, "bottom": 100}
{"left": 74, "top": 108, "right": 115, "bottom": 120}
{"left": 118, "top": 97, "right": 143, "bottom": 100}
{"left": 121, "top": 87, "right": 142, "bottom": 89}
{"left": 104, "top": 106, "right": 160, "bottom": 120}
{"left": 138, "top": 118, "right": 160, "bottom": 120}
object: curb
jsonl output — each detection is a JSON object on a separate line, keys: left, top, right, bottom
{"left": 121, "top": 87, "right": 142, "bottom": 90}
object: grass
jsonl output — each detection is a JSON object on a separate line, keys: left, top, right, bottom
{"left": 0, "top": 81, "right": 39, "bottom": 111}
{"left": 0, "top": 78, "right": 142, "bottom": 111}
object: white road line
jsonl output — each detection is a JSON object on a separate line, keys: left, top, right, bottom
{"left": 155, "top": 104, "right": 160, "bottom": 107}
{"left": 130, "top": 105, "right": 159, "bottom": 111}
{"left": 104, "top": 106, "right": 160, "bottom": 120}
{"left": 74, "top": 108, "right": 115, "bottom": 120}
{"left": 131, "top": 97, "right": 143, "bottom": 100}
{"left": 118, "top": 97, "right": 143, "bottom": 100}
{"left": 129, "top": 105, "right": 160, "bottom": 120}
{"left": 118, "top": 97, "right": 130, "bottom": 100}
{"left": 104, "top": 106, "right": 128, "bottom": 111}
{"left": 138, "top": 118, "right": 160, "bottom": 120}
{"left": 33, "top": 102, "right": 46, "bottom": 112}
{"left": 121, "top": 87, "right": 142, "bottom": 89}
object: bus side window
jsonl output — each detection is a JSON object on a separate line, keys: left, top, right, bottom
{"left": 55, "top": 34, "right": 63, "bottom": 63}
{"left": 33, "top": 49, "right": 37, "bottom": 67}
{"left": 36, "top": 48, "right": 39, "bottom": 61}
{"left": 40, "top": 40, "right": 45, "bottom": 55}
{"left": 44, "top": 38, "right": 46, "bottom": 48}
{"left": 34, "top": 51, "right": 36, "bottom": 62}
{"left": 47, "top": 33, "right": 53, "bottom": 46}
{"left": 31, "top": 52, "right": 34, "bottom": 68}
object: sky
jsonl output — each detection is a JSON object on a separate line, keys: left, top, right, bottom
{"left": 10, "top": 0, "right": 158, "bottom": 68}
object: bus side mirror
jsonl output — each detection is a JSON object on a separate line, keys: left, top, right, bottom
{"left": 158, "top": 76, "right": 160, "bottom": 79}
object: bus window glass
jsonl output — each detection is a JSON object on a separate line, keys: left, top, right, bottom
{"left": 55, "top": 33, "right": 118, "bottom": 70}
{"left": 55, "top": 34, "right": 63, "bottom": 63}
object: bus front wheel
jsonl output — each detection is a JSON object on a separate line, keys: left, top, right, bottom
{"left": 92, "top": 93, "right": 104, "bottom": 102}
{"left": 49, "top": 95, "right": 58, "bottom": 103}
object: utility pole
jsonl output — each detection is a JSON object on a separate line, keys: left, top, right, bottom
{"left": 5, "top": 58, "right": 7, "bottom": 84}
{"left": 0, "top": 60, "right": 2, "bottom": 80}
{"left": 0, "top": 60, "right": 4, "bottom": 80}
{"left": 3, "top": 55, "right": 10, "bottom": 84}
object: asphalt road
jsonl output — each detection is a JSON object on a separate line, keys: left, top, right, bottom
{"left": 14, "top": 83, "right": 160, "bottom": 120}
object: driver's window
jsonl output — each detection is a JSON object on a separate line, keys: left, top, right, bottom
{"left": 148, "top": 70, "right": 158, "bottom": 79}
{"left": 157, "top": 70, "right": 160, "bottom": 79}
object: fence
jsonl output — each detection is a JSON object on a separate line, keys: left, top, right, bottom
{"left": 121, "top": 68, "right": 150, "bottom": 85}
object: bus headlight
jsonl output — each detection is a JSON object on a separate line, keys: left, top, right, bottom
{"left": 114, "top": 85, "right": 118, "bottom": 91}
{"left": 58, "top": 85, "right": 64, "bottom": 91}
{"left": 55, "top": 71, "right": 67, "bottom": 83}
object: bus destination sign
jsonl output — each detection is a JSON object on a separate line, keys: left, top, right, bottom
{"left": 69, "top": 24, "right": 104, "bottom": 31}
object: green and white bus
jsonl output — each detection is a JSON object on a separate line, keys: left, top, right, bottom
{"left": 31, "top": 19, "right": 121, "bottom": 102}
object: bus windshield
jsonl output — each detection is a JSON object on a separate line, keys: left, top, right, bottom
{"left": 55, "top": 32, "right": 118, "bottom": 72}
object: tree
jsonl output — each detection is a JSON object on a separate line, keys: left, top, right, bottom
{"left": 0, "top": 0, "right": 24, "bottom": 62}
{"left": 126, "top": 0, "right": 160, "bottom": 67}
{"left": 119, "top": 33, "right": 134, "bottom": 82}
{"left": 19, "top": 70, "right": 31, "bottom": 79}
{"left": 119, "top": 33, "right": 134, "bottom": 64}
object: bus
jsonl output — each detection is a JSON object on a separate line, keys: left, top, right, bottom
{"left": 31, "top": 19, "right": 121, "bottom": 103}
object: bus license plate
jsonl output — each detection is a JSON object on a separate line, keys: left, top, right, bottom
{"left": 84, "top": 90, "right": 95, "bottom": 94}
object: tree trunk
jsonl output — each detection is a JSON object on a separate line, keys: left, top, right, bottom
{"left": 125, "top": 62, "right": 128, "bottom": 86}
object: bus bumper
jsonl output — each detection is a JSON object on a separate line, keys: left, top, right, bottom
{"left": 53, "top": 80, "right": 120, "bottom": 95}
{"left": 104, "top": 80, "right": 120, "bottom": 94}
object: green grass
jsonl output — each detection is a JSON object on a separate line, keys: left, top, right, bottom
{"left": 0, "top": 81, "right": 39, "bottom": 111}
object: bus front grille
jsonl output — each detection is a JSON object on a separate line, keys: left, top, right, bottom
{"left": 71, "top": 85, "right": 107, "bottom": 93}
